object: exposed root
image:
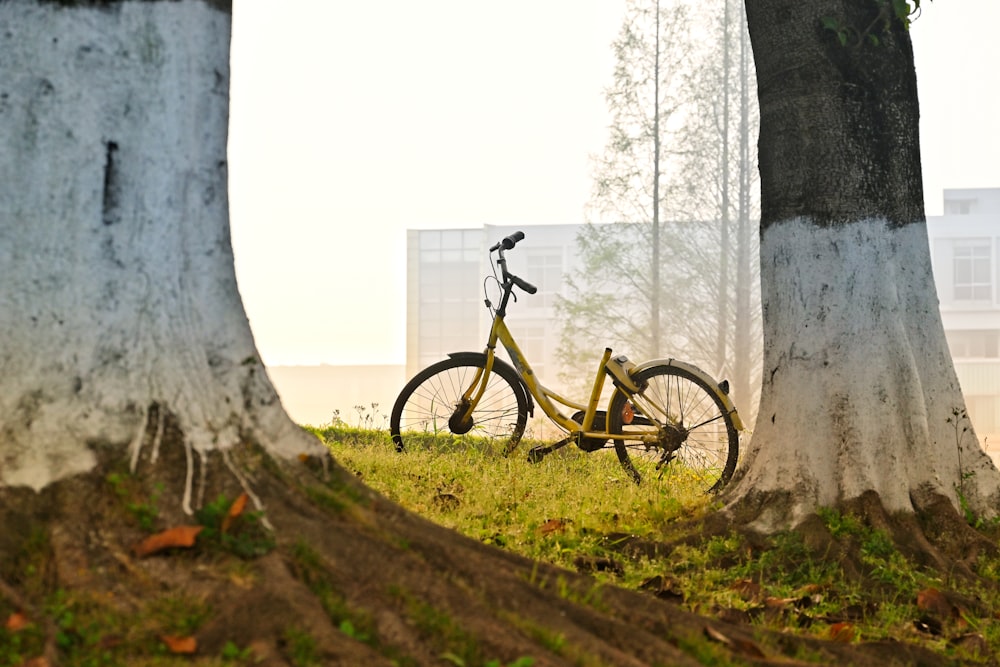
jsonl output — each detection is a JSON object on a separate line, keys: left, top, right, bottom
{"left": 222, "top": 447, "right": 273, "bottom": 531}
{"left": 150, "top": 406, "right": 165, "bottom": 463}
{"left": 181, "top": 437, "right": 195, "bottom": 515}
{"left": 127, "top": 404, "right": 148, "bottom": 473}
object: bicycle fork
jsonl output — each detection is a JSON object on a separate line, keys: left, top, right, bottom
{"left": 448, "top": 353, "right": 496, "bottom": 434}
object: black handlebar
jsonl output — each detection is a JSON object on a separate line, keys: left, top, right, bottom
{"left": 512, "top": 275, "right": 538, "bottom": 294}
{"left": 490, "top": 231, "right": 538, "bottom": 295}
{"left": 490, "top": 230, "right": 525, "bottom": 252}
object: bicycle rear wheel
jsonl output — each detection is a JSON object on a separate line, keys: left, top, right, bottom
{"left": 607, "top": 364, "right": 738, "bottom": 493}
{"left": 390, "top": 356, "right": 528, "bottom": 455}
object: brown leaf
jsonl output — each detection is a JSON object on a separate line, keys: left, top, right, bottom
{"left": 730, "top": 579, "right": 762, "bottom": 602}
{"left": 917, "top": 587, "right": 959, "bottom": 618}
{"left": 5, "top": 611, "right": 29, "bottom": 632}
{"left": 21, "top": 657, "right": 50, "bottom": 667}
{"left": 161, "top": 634, "right": 198, "bottom": 654}
{"left": 829, "top": 622, "right": 856, "bottom": 642}
{"left": 538, "top": 518, "right": 569, "bottom": 535}
{"left": 764, "top": 596, "right": 800, "bottom": 608}
{"left": 132, "top": 525, "right": 204, "bottom": 557}
{"left": 221, "top": 493, "right": 249, "bottom": 533}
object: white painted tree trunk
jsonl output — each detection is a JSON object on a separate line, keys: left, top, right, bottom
{"left": 727, "top": 218, "right": 1000, "bottom": 528}
{"left": 731, "top": 0, "right": 1000, "bottom": 530}
{"left": 0, "top": 0, "right": 314, "bottom": 493}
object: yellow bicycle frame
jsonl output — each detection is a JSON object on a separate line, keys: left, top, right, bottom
{"left": 455, "top": 309, "right": 666, "bottom": 446}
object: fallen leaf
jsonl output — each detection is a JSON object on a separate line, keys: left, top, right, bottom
{"left": 764, "top": 595, "right": 798, "bottom": 609}
{"left": 161, "top": 634, "right": 197, "bottom": 654}
{"left": 21, "top": 657, "right": 50, "bottom": 667}
{"left": 917, "top": 587, "right": 958, "bottom": 618}
{"left": 132, "top": 525, "right": 204, "bottom": 557}
{"left": 221, "top": 493, "right": 249, "bottom": 533}
{"left": 829, "top": 622, "right": 856, "bottom": 642}
{"left": 730, "top": 579, "right": 762, "bottom": 602}
{"left": 539, "top": 518, "right": 569, "bottom": 536}
{"left": 5, "top": 611, "right": 29, "bottom": 632}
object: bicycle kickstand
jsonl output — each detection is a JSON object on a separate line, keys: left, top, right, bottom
{"left": 527, "top": 436, "right": 574, "bottom": 464}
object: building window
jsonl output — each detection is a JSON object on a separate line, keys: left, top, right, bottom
{"left": 945, "top": 198, "right": 977, "bottom": 215}
{"left": 953, "top": 240, "right": 992, "bottom": 301}
{"left": 524, "top": 249, "right": 563, "bottom": 308}
{"left": 516, "top": 326, "right": 547, "bottom": 379}
{"left": 946, "top": 330, "right": 1000, "bottom": 359}
{"left": 416, "top": 229, "right": 482, "bottom": 362}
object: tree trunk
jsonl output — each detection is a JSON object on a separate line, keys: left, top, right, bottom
{"left": 0, "top": 0, "right": 313, "bottom": 495}
{"left": 727, "top": 0, "right": 1000, "bottom": 528}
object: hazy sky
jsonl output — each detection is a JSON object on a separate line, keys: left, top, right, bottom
{"left": 228, "top": 1, "right": 1000, "bottom": 368}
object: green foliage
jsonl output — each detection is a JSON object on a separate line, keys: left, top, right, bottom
{"left": 195, "top": 494, "right": 275, "bottom": 559}
{"left": 282, "top": 627, "right": 321, "bottom": 667}
{"left": 148, "top": 594, "right": 212, "bottom": 637}
{"left": 105, "top": 470, "right": 162, "bottom": 532}
{"left": 221, "top": 639, "right": 253, "bottom": 661}
{"left": 822, "top": 0, "right": 927, "bottom": 49}
{"left": 0, "top": 619, "right": 45, "bottom": 667}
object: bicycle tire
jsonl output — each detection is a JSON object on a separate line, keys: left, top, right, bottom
{"left": 607, "top": 364, "right": 738, "bottom": 493}
{"left": 390, "top": 356, "right": 528, "bottom": 455}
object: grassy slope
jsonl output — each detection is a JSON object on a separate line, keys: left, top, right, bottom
{"left": 318, "top": 425, "right": 1000, "bottom": 665}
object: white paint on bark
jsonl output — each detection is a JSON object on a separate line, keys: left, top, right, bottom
{"left": 0, "top": 1, "right": 317, "bottom": 492}
{"left": 728, "top": 217, "right": 1000, "bottom": 528}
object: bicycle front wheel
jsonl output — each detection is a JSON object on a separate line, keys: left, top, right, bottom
{"left": 607, "top": 364, "right": 739, "bottom": 493}
{"left": 390, "top": 357, "right": 528, "bottom": 455}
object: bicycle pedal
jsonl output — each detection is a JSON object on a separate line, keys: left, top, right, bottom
{"left": 527, "top": 446, "right": 550, "bottom": 464}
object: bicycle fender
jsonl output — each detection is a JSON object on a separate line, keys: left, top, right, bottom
{"left": 445, "top": 351, "right": 535, "bottom": 417}
{"left": 631, "top": 358, "right": 745, "bottom": 431}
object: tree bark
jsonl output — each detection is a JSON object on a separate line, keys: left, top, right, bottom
{"left": 0, "top": 0, "right": 313, "bottom": 494}
{"left": 727, "top": 0, "right": 1000, "bottom": 528}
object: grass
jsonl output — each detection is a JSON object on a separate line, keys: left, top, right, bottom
{"left": 313, "top": 424, "right": 1000, "bottom": 663}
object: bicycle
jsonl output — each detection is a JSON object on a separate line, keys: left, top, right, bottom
{"left": 390, "top": 231, "right": 744, "bottom": 493}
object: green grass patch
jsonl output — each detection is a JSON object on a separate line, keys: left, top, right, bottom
{"left": 316, "top": 426, "right": 1000, "bottom": 661}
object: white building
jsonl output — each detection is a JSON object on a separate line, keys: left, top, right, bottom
{"left": 928, "top": 188, "right": 1000, "bottom": 446}
{"left": 404, "top": 224, "right": 584, "bottom": 384}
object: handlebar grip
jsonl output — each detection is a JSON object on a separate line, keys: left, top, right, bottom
{"left": 490, "top": 230, "right": 526, "bottom": 252}
{"left": 512, "top": 275, "right": 538, "bottom": 294}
